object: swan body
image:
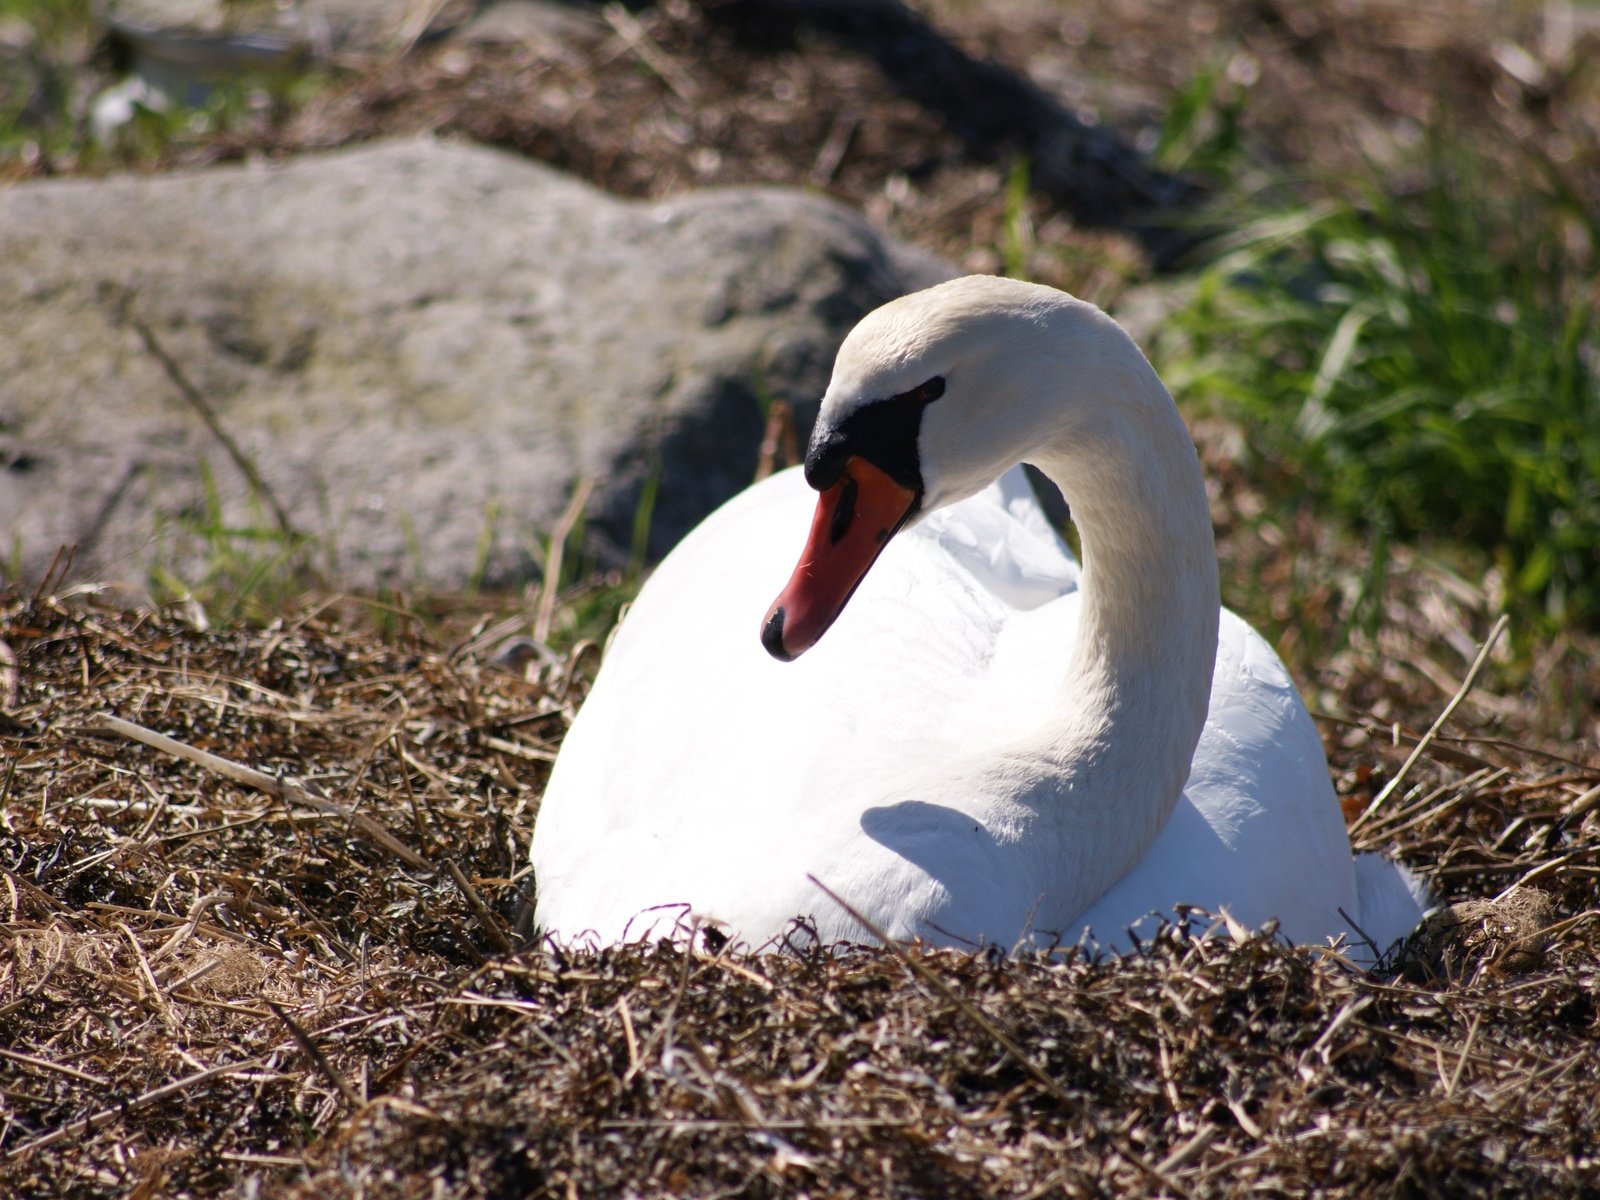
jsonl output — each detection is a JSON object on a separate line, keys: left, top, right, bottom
{"left": 531, "top": 276, "right": 1426, "bottom": 958}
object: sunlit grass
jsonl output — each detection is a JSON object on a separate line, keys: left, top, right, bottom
{"left": 1156, "top": 142, "right": 1600, "bottom": 638}
{"left": 146, "top": 461, "right": 323, "bottom": 626}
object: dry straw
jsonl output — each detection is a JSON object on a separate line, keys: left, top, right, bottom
{"left": 0, "top": 588, "right": 1595, "bottom": 1198}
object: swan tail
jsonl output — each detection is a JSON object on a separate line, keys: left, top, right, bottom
{"left": 1351, "top": 852, "right": 1431, "bottom": 963}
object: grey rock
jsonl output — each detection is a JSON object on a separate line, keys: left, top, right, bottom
{"left": 0, "top": 136, "right": 951, "bottom": 592}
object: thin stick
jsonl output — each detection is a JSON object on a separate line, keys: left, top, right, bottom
{"left": 1312, "top": 711, "right": 1495, "bottom": 771}
{"left": 602, "top": 3, "right": 697, "bottom": 102}
{"left": 5, "top": 1057, "right": 265, "bottom": 1158}
{"left": 1155, "top": 1124, "right": 1221, "bottom": 1175}
{"left": 1445, "top": 1012, "right": 1483, "bottom": 1099}
{"left": 0, "top": 638, "right": 17, "bottom": 710}
{"left": 267, "top": 1000, "right": 363, "bottom": 1108}
{"left": 444, "top": 860, "right": 514, "bottom": 955}
{"left": 91, "top": 713, "right": 431, "bottom": 871}
{"left": 534, "top": 475, "right": 594, "bottom": 645}
{"left": 165, "top": 955, "right": 226, "bottom": 993}
{"left": 393, "top": 0, "right": 453, "bottom": 54}
{"left": 120, "top": 302, "right": 297, "bottom": 541}
{"left": 29, "top": 545, "right": 76, "bottom": 604}
{"left": 1351, "top": 614, "right": 1509, "bottom": 833}
{"left": 0, "top": 1046, "right": 111, "bottom": 1088}
{"left": 616, "top": 996, "right": 642, "bottom": 1083}
{"left": 809, "top": 114, "right": 859, "bottom": 188}
{"left": 1494, "top": 847, "right": 1596, "bottom": 902}
{"left": 1562, "top": 782, "right": 1600, "bottom": 824}
{"left": 118, "top": 921, "right": 171, "bottom": 1022}
{"left": 481, "top": 734, "right": 559, "bottom": 764}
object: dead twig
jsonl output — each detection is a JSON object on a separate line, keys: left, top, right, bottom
{"left": 0, "top": 1046, "right": 111, "bottom": 1089}
{"left": 1351, "top": 614, "right": 1509, "bottom": 832}
{"left": 0, "top": 638, "right": 17, "bottom": 710}
{"left": 90, "top": 712, "right": 431, "bottom": 871}
{"left": 444, "top": 860, "right": 514, "bottom": 955}
{"left": 5, "top": 1057, "right": 266, "bottom": 1159}
{"left": 116, "top": 293, "right": 298, "bottom": 542}
{"left": 601, "top": 3, "right": 697, "bottom": 102}
{"left": 267, "top": 1000, "right": 363, "bottom": 1109}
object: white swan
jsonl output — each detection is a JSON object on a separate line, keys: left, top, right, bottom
{"left": 530, "top": 276, "right": 1427, "bottom": 958}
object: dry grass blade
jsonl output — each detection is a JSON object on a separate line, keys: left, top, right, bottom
{"left": 91, "top": 712, "right": 431, "bottom": 871}
{"left": 601, "top": 2, "right": 698, "bottom": 102}
{"left": 1563, "top": 782, "right": 1600, "bottom": 823}
{"left": 6, "top": 1057, "right": 267, "bottom": 1159}
{"left": 266, "top": 1001, "right": 362, "bottom": 1109}
{"left": 534, "top": 475, "right": 594, "bottom": 645}
{"left": 444, "top": 859, "right": 514, "bottom": 954}
{"left": 1351, "top": 614, "right": 1510, "bottom": 832}
{"left": 0, "top": 637, "right": 17, "bottom": 711}
{"left": 114, "top": 292, "right": 298, "bottom": 542}
{"left": 0, "top": 1046, "right": 111, "bottom": 1088}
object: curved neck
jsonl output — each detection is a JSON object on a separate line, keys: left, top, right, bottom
{"left": 1014, "top": 352, "right": 1221, "bottom": 921}
{"left": 1040, "top": 384, "right": 1219, "bottom": 719}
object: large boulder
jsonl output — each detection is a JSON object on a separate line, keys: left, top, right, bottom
{"left": 0, "top": 137, "right": 950, "bottom": 591}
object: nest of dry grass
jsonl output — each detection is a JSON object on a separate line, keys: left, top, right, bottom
{"left": 1, "top": 584, "right": 1597, "bottom": 1198}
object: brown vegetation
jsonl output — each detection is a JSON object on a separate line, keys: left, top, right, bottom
{"left": 1, "top": 586, "right": 1596, "bottom": 1197}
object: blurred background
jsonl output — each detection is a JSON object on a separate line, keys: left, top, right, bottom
{"left": 2, "top": 0, "right": 1597, "bottom": 736}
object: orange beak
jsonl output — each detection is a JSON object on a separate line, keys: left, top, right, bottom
{"left": 761, "top": 457, "right": 920, "bottom": 661}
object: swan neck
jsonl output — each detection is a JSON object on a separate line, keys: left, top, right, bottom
{"left": 1021, "top": 364, "right": 1221, "bottom": 908}
{"left": 1058, "top": 403, "right": 1215, "bottom": 697}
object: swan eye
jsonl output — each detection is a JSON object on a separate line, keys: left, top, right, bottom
{"left": 805, "top": 376, "right": 944, "bottom": 493}
{"left": 902, "top": 377, "right": 945, "bottom": 405}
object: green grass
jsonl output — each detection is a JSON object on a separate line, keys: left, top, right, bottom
{"left": 0, "top": 0, "right": 98, "bottom": 164}
{"left": 1156, "top": 141, "right": 1600, "bottom": 636}
{"left": 1001, "top": 154, "right": 1032, "bottom": 279}
{"left": 147, "top": 460, "right": 322, "bottom": 625}
{"left": 1152, "top": 55, "right": 1249, "bottom": 183}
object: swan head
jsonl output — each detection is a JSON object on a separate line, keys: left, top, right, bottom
{"left": 762, "top": 275, "right": 1119, "bottom": 661}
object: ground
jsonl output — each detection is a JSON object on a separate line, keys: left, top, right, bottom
{"left": 0, "top": 591, "right": 1595, "bottom": 1197}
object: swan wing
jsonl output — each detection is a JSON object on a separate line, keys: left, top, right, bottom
{"left": 531, "top": 465, "right": 1080, "bottom": 943}
{"left": 533, "top": 465, "right": 1424, "bottom": 955}
{"left": 1075, "top": 612, "right": 1425, "bottom": 958}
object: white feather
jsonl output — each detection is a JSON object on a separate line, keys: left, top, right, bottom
{"left": 531, "top": 277, "right": 1427, "bottom": 961}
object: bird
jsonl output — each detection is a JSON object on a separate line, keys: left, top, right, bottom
{"left": 529, "top": 275, "right": 1427, "bottom": 960}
